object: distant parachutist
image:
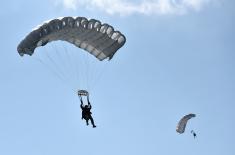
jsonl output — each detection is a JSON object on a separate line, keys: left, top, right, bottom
{"left": 176, "top": 113, "right": 196, "bottom": 134}
{"left": 191, "top": 130, "right": 197, "bottom": 139}
{"left": 78, "top": 90, "right": 96, "bottom": 128}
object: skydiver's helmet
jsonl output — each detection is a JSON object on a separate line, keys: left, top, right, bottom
{"left": 85, "top": 105, "right": 89, "bottom": 108}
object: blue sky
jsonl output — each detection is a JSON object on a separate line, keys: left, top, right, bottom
{"left": 0, "top": 0, "right": 235, "bottom": 155}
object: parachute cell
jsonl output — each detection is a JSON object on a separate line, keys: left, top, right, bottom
{"left": 17, "top": 16, "right": 126, "bottom": 61}
{"left": 176, "top": 113, "right": 196, "bottom": 134}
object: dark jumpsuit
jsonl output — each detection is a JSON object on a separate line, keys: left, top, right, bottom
{"left": 80, "top": 99, "right": 96, "bottom": 128}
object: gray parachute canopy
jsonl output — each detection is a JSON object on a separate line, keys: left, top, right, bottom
{"left": 176, "top": 113, "right": 196, "bottom": 134}
{"left": 17, "top": 16, "right": 126, "bottom": 61}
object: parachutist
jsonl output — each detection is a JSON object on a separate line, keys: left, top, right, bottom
{"left": 191, "top": 130, "right": 197, "bottom": 139}
{"left": 176, "top": 113, "right": 196, "bottom": 134}
{"left": 80, "top": 95, "right": 96, "bottom": 128}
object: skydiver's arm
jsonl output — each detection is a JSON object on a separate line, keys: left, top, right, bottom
{"left": 87, "top": 95, "right": 90, "bottom": 104}
{"left": 80, "top": 97, "right": 84, "bottom": 109}
{"left": 88, "top": 100, "right": 92, "bottom": 109}
{"left": 86, "top": 96, "right": 92, "bottom": 108}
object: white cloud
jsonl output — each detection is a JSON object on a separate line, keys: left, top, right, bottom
{"left": 61, "top": 0, "right": 79, "bottom": 10}
{"left": 57, "top": 0, "right": 214, "bottom": 16}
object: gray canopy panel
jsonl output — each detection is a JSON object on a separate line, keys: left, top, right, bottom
{"left": 17, "top": 17, "right": 126, "bottom": 61}
{"left": 176, "top": 113, "right": 196, "bottom": 134}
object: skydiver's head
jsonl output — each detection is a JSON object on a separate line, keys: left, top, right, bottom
{"left": 85, "top": 105, "right": 88, "bottom": 108}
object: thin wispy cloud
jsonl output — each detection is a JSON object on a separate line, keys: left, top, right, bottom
{"left": 56, "top": 0, "right": 214, "bottom": 16}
